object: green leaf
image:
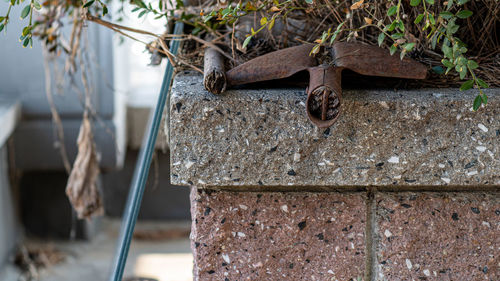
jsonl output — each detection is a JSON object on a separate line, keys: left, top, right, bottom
{"left": 448, "top": 24, "right": 459, "bottom": 34}
{"left": 377, "top": 33, "right": 385, "bottom": 46}
{"left": 33, "top": 1, "right": 41, "bottom": 10}
{"left": 102, "top": 5, "right": 108, "bottom": 16}
{"left": 447, "top": 0, "right": 454, "bottom": 9}
{"left": 268, "top": 18, "right": 275, "bottom": 30}
{"left": 460, "top": 80, "right": 474, "bottom": 91}
{"left": 330, "top": 31, "right": 338, "bottom": 43}
{"left": 20, "top": 5, "right": 31, "bottom": 19}
{"left": 392, "top": 33, "right": 404, "bottom": 39}
{"left": 202, "top": 15, "right": 213, "bottom": 22}
{"left": 457, "top": 0, "right": 469, "bottom": 5}
{"left": 481, "top": 93, "right": 488, "bottom": 105}
{"left": 457, "top": 56, "right": 467, "bottom": 66}
{"left": 260, "top": 17, "right": 267, "bottom": 26}
{"left": 389, "top": 44, "right": 397, "bottom": 56}
{"left": 0, "top": 24, "right": 4, "bottom": 33}
{"left": 0, "top": 17, "right": 4, "bottom": 23}
{"left": 432, "top": 66, "right": 445, "bottom": 74}
{"left": 320, "top": 31, "right": 328, "bottom": 42}
{"left": 428, "top": 13, "right": 435, "bottom": 25}
{"left": 133, "top": 0, "right": 148, "bottom": 9}
{"left": 404, "top": 42, "right": 416, "bottom": 51}
{"left": 387, "top": 21, "right": 397, "bottom": 31}
{"left": 446, "top": 18, "right": 457, "bottom": 33}
{"left": 410, "top": 0, "right": 421, "bottom": 6}
{"left": 175, "top": 0, "right": 184, "bottom": 8}
{"left": 191, "top": 26, "right": 201, "bottom": 35}
{"left": 397, "top": 21, "right": 405, "bottom": 31}
{"left": 305, "top": 0, "right": 313, "bottom": 4}
{"left": 443, "top": 37, "right": 450, "bottom": 46}
{"left": 441, "top": 44, "right": 452, "bottom": 58}
{"left": 441, "top": 59, "right": 454, "bottom": 68}
{"left": 430, "top": 33, "right": 438, "bottom": 49}
{"left": 452, "top": 43, "right": 460, "bottom": 57}
{"left": 83, "top": 0, "right": 95, "bottom": 8}
{"left": 138, "top": 10, "right": 147, "bottom": 18}
{"left": 414, "top": 14, "right": 424, "bottom": 24}
{"left": 242, "top": 35, "right": 252, "bottom": 49}
{"left": 472, "top": 95, "right": 482, "bottom": 111}
{"left": 426, "top": 0, "right": 435, "bottom": 4}
{"left": 335, "top": 22, "right": 344, "bottom": 32}
{"left": 310, "top": 44, "right": 320, "bottom": 55}
{"left": 387, "top": 6, "right": 397, "bottom": 17}
{"left": 221, "top": 7, "right": 231, "bottom": 17}
{"left": 467, "top": 60, "right": 478, "bottom": 69}
{"left": 456, "top": 10, "right": 473, "bottom": 19}
{"left": 400, "top": 50, "right": 406, "bottom": 60}
{"left": 459, "top": 66, "right": 466, "bottom": 79}
{"left": 439, "top": 11, "right": 454, "bottom": 19}
{"left": 22, "top": 26, "right": 31, "bottom": 36}
{"left": 22, "top": 37, "right": 29, "bottom": 47}
{"left": 330, "top": 22, "right": 344, "bottom": 44}
{"left": 477, "top": 79, "right": 489, "bottom": 88}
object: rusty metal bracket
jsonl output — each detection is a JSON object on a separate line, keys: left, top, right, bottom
{"left": 226, "top": 42, "right": 427, "bottom": 128}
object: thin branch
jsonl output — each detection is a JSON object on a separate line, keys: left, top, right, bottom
{"left": 42, "top": 44, "right": 72, "bottom": 174}
{"left": 84, "top": 13, "right": 204, "bottom": 73}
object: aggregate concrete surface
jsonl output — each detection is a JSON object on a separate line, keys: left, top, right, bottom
{"left": 169, "top": 73, "right": 499, "bottom": 188}
{"left": 375, "top": 192, "right": 499, "bottom": 280}
{"left": 190, "top": 188, "right": 367, "bottom": 280}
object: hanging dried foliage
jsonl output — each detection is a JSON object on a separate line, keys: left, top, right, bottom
{"left": 65, "top": 114, "right": 103, "bottom": 219}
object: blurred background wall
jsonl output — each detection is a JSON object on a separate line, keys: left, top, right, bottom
{"left": 0, "top": 7, "right": 189, "bottom": 243}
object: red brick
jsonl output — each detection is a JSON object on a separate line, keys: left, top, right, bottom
{"left": 375, "top": 192, "right": 499, "bottom": 281}
{"left": 190, "top": 188, "right": 366, "bottom": 280}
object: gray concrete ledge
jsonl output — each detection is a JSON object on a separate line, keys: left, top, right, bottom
{"left": 0, "top": 100, "right": 20, "bottom": 270}
{"left": 0, "top": 99, "right": 20, "bottom": 148}
{"left": 169, "top": 73, "right": 500, "bottom": 189}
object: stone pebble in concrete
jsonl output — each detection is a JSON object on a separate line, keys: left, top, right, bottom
{"left": 375, "top": 192, "right": 499, "bottom": 281}
{"left": 190, "top": 188, "right": 366, "bottom": 280}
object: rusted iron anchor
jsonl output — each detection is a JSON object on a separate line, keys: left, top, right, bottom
{"left": 224, "top": 43, "right": 428, "bottom": 128}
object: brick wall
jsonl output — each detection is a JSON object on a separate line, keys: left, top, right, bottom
{"left": 189, "top": 188, "right": 498, "bottom": 281}
{"left": 374, "top": 191, "right": 498, "bottom": 280}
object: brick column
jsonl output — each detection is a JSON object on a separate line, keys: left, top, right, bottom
{"left": 190, "top": 189, "right": 367, "bottom": 280}
{"left": 374, "top": 192, "right": 499, "bottom": 280}
{"left": 169, "top": 73, "right": 500, "bottom": 280}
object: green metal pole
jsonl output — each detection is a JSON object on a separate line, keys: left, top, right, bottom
{"left": 108, "top": 20, "right": 184, "bottom": 281}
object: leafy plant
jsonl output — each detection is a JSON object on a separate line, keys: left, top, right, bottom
{"left": 395, "top": 0, "right": 488, "bottom": 110}
{"left": 1, "top": 0, "right": 41, "bottom": 48}
{"left": 1, "top": 0, "right": 498, "bottom": 110}
{"left": 287, "top": 0, "right": 492, "bottom": 110}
